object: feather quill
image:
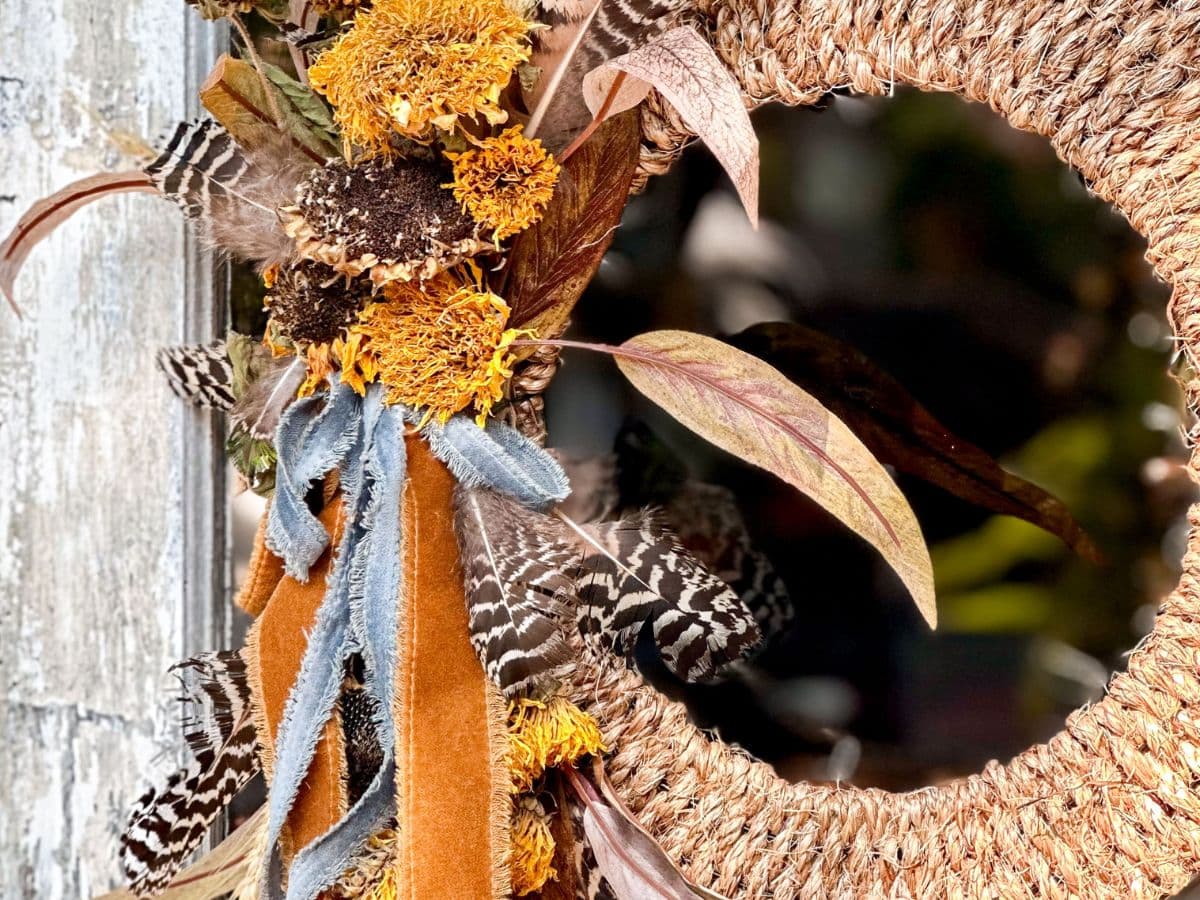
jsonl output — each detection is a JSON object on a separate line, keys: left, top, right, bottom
{"left": 526, "top": 0, "right": 685, "bottom": 149}
{"left": 120, "top": 651, "right": 261, "bottom": 898}
{"left": 156, "top": 341, "right": 237, "bottom": 411}
{"left": 561, "top": 509, "right": 760, "bottom": 682}
{"left": 0, "top": 172, "right": 157, "bottom": 316}
{"left": 99, "top": 806, "right": 267, "bottom": 900}
{"left": 230, "top": 354, "right": 308, "bottom": 441}
{"left": 454, "top": 485, "right": 579, "bottom": 697}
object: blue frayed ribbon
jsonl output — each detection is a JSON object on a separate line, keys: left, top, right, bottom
{"left": 262, "top": 381, "right": 568, "bottom": 900}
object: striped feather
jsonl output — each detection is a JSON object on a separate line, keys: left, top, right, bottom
{"left": 454, "top": 485, "right": 579, "bottom": 698}
{"left": 563, "top": 509, "right": 760, "bottom": 683}
{"left": 145, "top": 119, "right": 250, "bottom": 220}
{"left": 155, "top": 341, "right": 236, "bottom": 411}
{"left": 528, "top": 0, "right": 685, "bottom": 149}
{"left": 667, "top": 483, "right": 794, "bottom": 640}
{"left": 120, "top": 651, "right": 261, "bottom": 898}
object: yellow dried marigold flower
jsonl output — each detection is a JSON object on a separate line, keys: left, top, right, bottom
{"left": 509, "top": 796, "right": 557, "bottom": 896}
{"left": 343, "top": 267, "right": 525, "bottom": 424}
{"left": 507, "top": 696, "right": 605, "bottom": 792}
{"left": 445, "top": 126, "right": 560, "bottom": 241}
{"left": 308, "top": 0, "right": 531, "bottom": 152}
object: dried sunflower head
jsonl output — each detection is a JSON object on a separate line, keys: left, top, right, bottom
{"left": 266, "top": 260, "right": 372, "bottom": 346}
{"left": 281, "top": 156, "right": 488, "bottom": 287}
{"left": 307, "top": 0, "right": 531, "bottom": 152}
{"left": 445, "top": 126, "right": 560, "bottom": 241}
{"left": 341, "top": 266, "right": 526, "bottom": 424}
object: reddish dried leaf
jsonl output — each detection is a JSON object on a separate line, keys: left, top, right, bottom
{"left": 582, "top": 26, "right": 758, "bottom": 225}
{"left": 564, "top": 763, "right": 726, "bottom": 900}
{"left": 606, "top": 330, "right": 936, "bottom": 625}
{"left": 504, "top": 111, "right": 641, "bottom": 345}
{"left": 731, "top": 321, "right": 1103, "bottom": 563}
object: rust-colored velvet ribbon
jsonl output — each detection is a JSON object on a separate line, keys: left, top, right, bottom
{"left": 241, "top": 438, "right": 508, "bottom": 896}
{"left": 393, "top": 434, "right": 508, "bottom": 899}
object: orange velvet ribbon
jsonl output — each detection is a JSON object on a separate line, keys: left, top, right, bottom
{"left": 241, "top": 438, "right": 509, "bottom": 896}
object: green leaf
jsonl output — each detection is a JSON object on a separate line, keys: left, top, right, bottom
{"left": 200, "top": 55, "right": 338, "bottom": 161}
{"left": 260, "top": 59, "right": 339, "bottom": 135}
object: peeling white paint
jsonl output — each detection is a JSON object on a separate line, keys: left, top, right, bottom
{"left": 0, "top": 1, "right": 223, "bottom": 895}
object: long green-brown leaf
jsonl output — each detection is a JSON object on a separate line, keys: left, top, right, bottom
{"left": 548, "top": 330, "right": 937, "bottom": 625}
{"left": 504, "top": 111, "right": 641, "bottom": 347}
{"left": 95, "top": 806, "right": 265, "bottom": 900}
{"left": 731, "top": 322, "right": 1103, "bottom": 563}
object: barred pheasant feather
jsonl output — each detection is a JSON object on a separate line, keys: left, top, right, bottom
{"left": 454, "top": 485, "right": 579, "bottom": 698}
{"left": 528, "top": 0, "right": 687, "bottom": 148}
{"left": 120, "top": 650, "right": 261, "bottom": 897}
{"left": 145, "top": 119, "right": 251, "bottom": 220}
{"left": 565, "top": 510, "right": 761, "bottom": 682}
{"left": 145, "top": 118, "right": 310, "bottom": 270}
{"left": 155, "top": 340, "right": 236, "bottom": 411}
{"left": 667, "top": 482, "right": 794, "bottom": 639}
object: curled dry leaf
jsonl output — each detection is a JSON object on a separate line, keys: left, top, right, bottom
{"left": 0, "top": 171, "right": 158, "bottom": 316}
{"left": 200, "top": 55, "right": 334, "bottom": 163}
{"left": 564, "top": 762, "right": 728, "bottom": 900}
{"left": 504, "top": 111, "right": 641, "bottom": 347}
{"left": 582, "top": 26, "right": 758, "bottom": 226}
{"left": 544, "top": 330, "right": 936, "bottom": 625}
{"left": 731, "top": 321, "right": 1104, "bottom": 563}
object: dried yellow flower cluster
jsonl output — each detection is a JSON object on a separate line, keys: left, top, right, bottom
{"left": 309, "top": 0, "right": 531, "bottom": 153}
{"left": 283, "top": 0, "right": 562, "bottom": 423}
{"left": 446, "top": 127, "right": 560, "bottom": 240}
{"left": 339, "top": 267, "right": 525, "bottom": 425}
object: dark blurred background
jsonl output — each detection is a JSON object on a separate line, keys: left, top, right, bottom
{"left": 540, "top": 90, "right": 1193, "bottom": 791}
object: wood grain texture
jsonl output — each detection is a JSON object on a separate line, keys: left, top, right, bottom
{"left": 0, "top": 2, "right": 226, "bottom": 896}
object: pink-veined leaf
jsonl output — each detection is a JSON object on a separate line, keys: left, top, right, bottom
{"left": 530, "top": 331, "right": 937, "bottom": 625}
{"left": 731, "top": 321, "right": 1103, "bottom": 563}
{"left": 581, "top": 26, "right": 758, "bottom": 226}
{"left": 0, "top": 171, "right": 158, "bottom": 316}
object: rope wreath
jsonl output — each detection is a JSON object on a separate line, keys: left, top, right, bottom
{"left": 560, "top": 1, "right": 1200, "bottom": 896}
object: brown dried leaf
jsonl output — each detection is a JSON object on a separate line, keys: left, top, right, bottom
{"left": 504, "top": 111, "right": 641, "bottom": 346}
{"left": 611, "top": 330, "right": 936, "bottom": 625}
{"left": 0, "top": 171, "right": 157, "bottom": 316}
{"left": 732, "top": 321, "right": 1104, "bottom": 563}
{"left": 582, "top": 26, "right": 758, "bottom": 225}
{"left": 200, "top": 55, "right": 333, "bottom": 163}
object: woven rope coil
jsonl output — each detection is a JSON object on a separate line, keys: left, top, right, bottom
{"left": 565, "top": 1, "right": 1200, "bottom": 896}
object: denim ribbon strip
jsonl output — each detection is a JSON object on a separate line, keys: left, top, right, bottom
{"left": 261, "top": 380, "right": 568, "bottom": 900}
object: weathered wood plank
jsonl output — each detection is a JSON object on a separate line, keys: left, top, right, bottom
{"left": 0, "top": 2, "right": 225, "bottom": 896}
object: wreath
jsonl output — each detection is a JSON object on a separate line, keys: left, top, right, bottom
{"left": 4, "top": 0, "right": 1200, "bottom": 898}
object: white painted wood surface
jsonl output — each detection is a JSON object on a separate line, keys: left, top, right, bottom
{"left": 0, "top": 3, "right": 226, "bottom": 896}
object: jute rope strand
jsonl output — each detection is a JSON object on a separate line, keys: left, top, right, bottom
{"left": 565, "top": 1, "right": 1200, "bottom": 896}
